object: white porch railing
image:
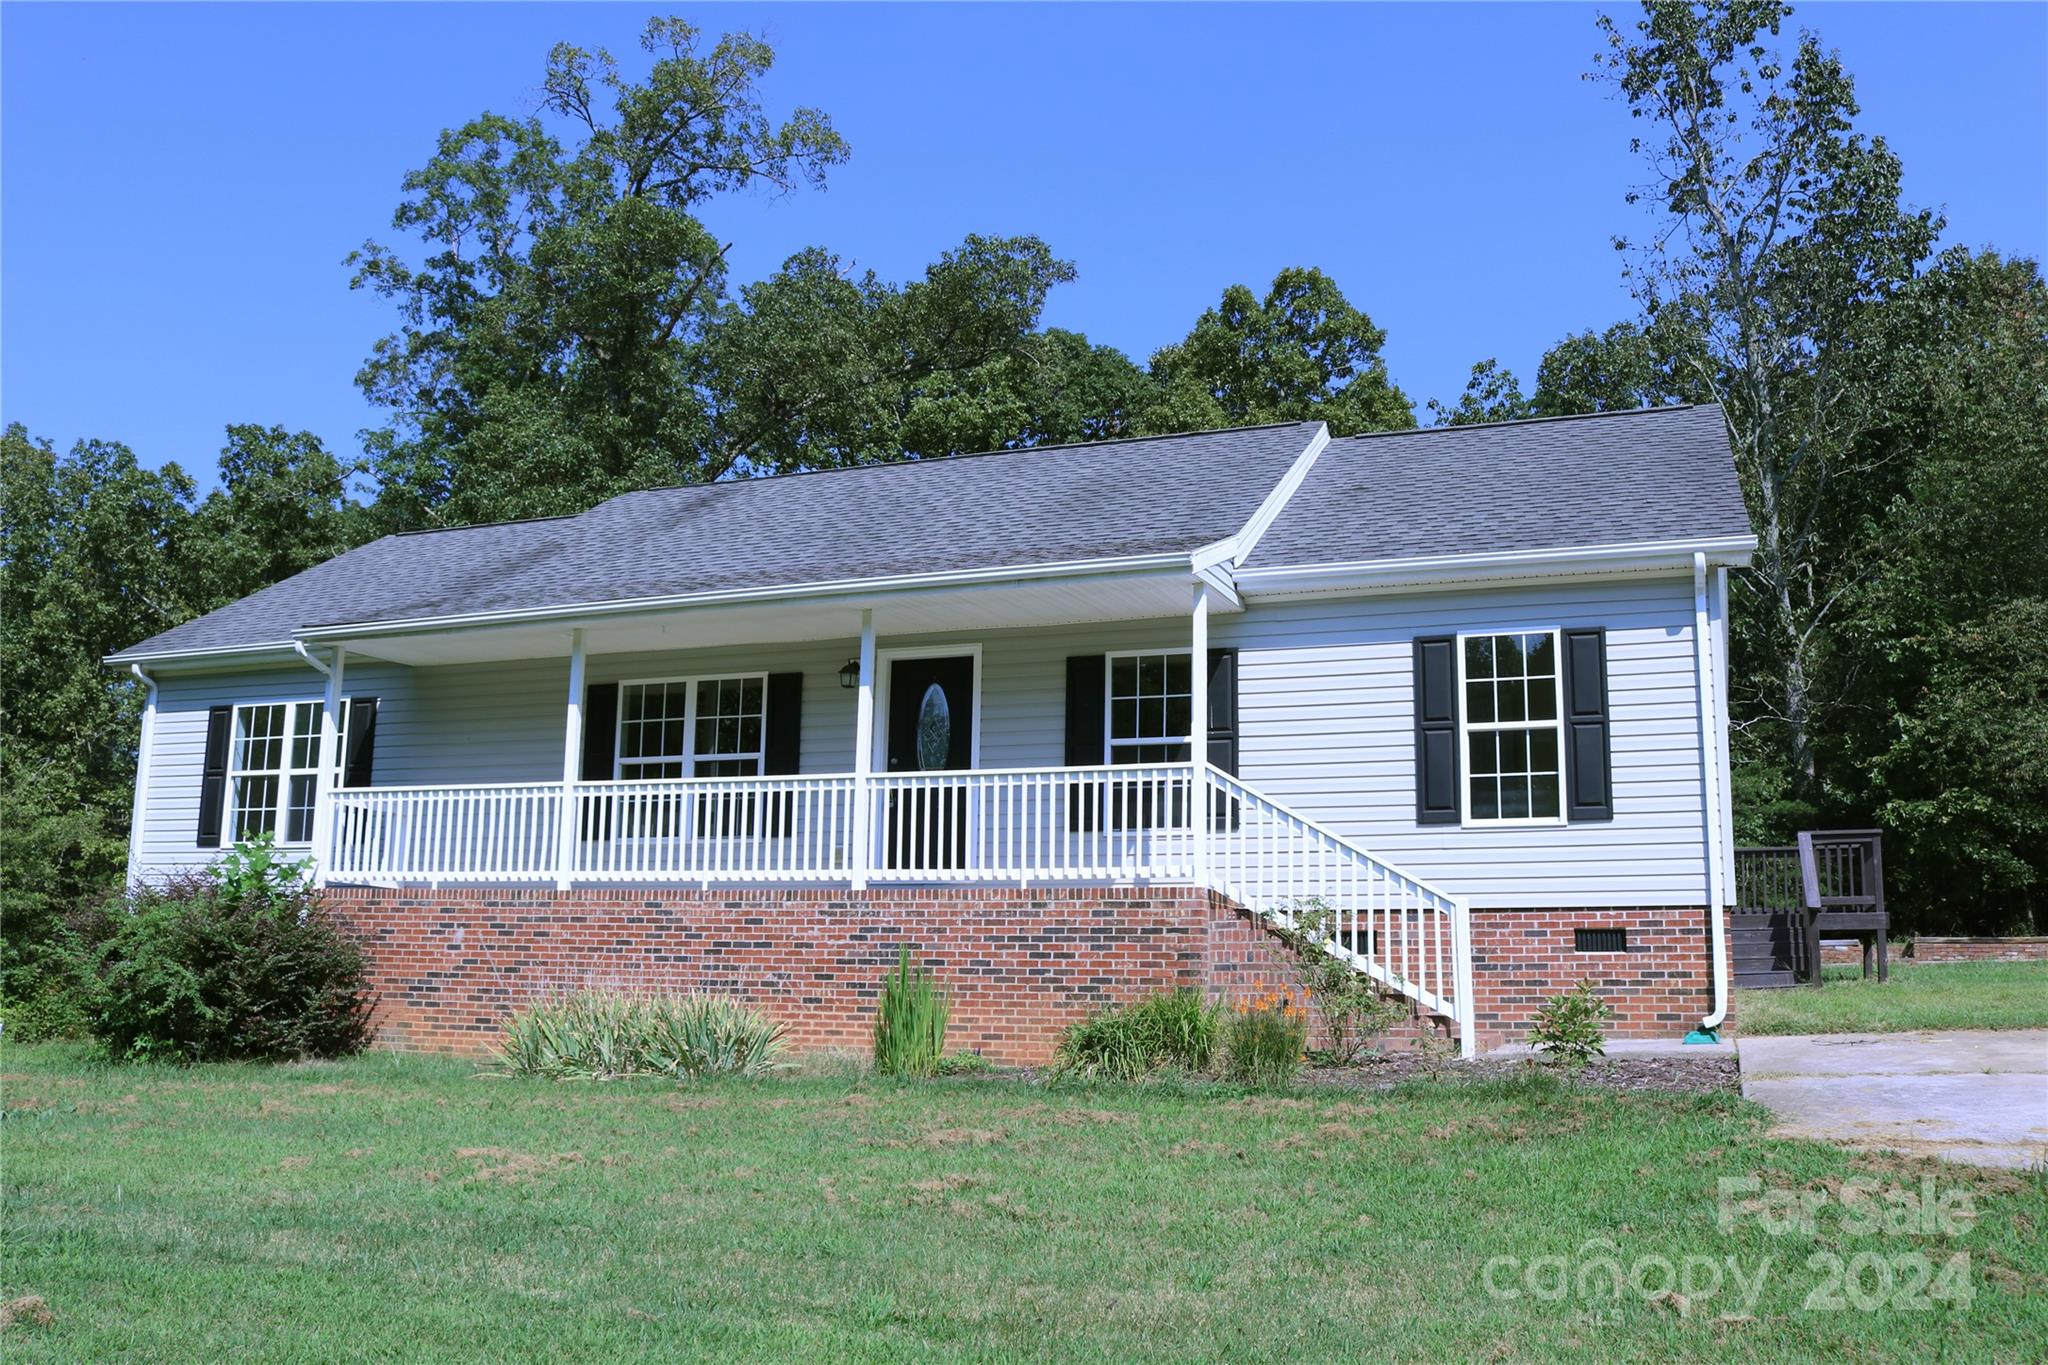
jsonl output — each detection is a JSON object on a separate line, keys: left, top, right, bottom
{"left": 325, "top": 761, "right": 1472, "bottom": 1048}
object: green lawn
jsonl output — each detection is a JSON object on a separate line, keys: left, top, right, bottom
{"left": 3, "top": 1044, "right": 2043, "bottom": 1361}
{"left": 1737, "top": 960, "right": 2048, "bottom": 1036}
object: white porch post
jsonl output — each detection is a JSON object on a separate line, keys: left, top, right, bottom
{"left": 849, "top": 608, "right": 876, "bottom": 891}
{"left": 1190, "top": 579, "right": 1210, "bottom": 889}
{"left": 556, "top": 629, "right": 586, "bottom": 890}
{"left": 311, "top": 646, "right": 345, "bottom": 887}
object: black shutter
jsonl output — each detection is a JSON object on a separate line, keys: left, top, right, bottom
{"left": 1562, "top": 628, "right": 1614, "bottom": 822}
{"left": 764, "top": 672, "right": 802, "bottom": 834}
{"left": 1065, "top": 655, "right": 1106, "bottom": 831}
{"left": 1205, "top": 648, "right": 1241, "bottom": 831}
{"left": 342, "top": 698, "right": 378, "bottom": 788}
{"left": 1414, "top": 637, "right": 1460, "bottom": 825}
{"left": 580, "top": 683, "right": 619, "bottom": 780}
{"left": 196, "top": 704, "right": 232, "bottom": 847}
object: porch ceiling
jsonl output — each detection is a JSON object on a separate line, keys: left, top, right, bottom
{"left": 328, "top": 566, "right": 1232, "bottom": 666}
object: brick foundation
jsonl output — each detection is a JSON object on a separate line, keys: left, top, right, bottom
{"left": 1907, "top": 936, "right": 2048, "bottom": 963}
{"left": 324, "top": 887, "right": 1724, "bottom": 1062}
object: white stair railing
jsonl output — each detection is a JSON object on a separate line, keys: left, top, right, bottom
{"left": 1202, "top": 766, "right": 1475, "bottom": 1054}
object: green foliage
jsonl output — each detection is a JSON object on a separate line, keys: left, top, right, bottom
{"left": 1221, "top": 996, "right": 1307, "bottom": 1089}
{"left": 0, "top": 977, "right": 90, "bottom": 1044}
{"left": 494, "top": 990, "right": 788, "bottom": 1080}
{"left": 872, "top": 948, "right": 950, "bottom": 1078}
{"left": 1428, "top": 358, "right": 1533, "bottom": 427}
{"left": 1528, "top": 981, "right": 1612, "bottom": 1070}
{"left": 1049, "top": 989, "right": 1224, "bottom": 1081}
{"left": 1271, "top": 898, "right": 1402, "bottom": 1064}
{"left": 73, "top": 860, "right": 372, "bottom": 1063}
{"left": 1144, "top": 267, "right": 1414, "bottom": 436}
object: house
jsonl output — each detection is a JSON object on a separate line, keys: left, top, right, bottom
{"left": 108, "top": 405, "right": 1754, "bottom": 1060}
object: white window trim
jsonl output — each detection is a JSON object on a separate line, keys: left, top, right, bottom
{"left": 221, "top": 697, "right": 350, "bottom": 847}
{"left": 612, "top": 672, "right": 770, "bottom": 781}
{"left": 1103, "top": 647, "right": 1195, "bottom": 766}
{"left": 1454, "top": 628, "right": 1568, "bottom": 829}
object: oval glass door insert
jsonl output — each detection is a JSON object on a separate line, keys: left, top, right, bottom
{"left": 916, "top": 683, "right": 951, "bottom": 770}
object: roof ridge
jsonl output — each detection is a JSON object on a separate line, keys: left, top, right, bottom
{"left": 1329, "top": 403, "right": 1705, "bottom": 443}
{"left": 597, "top": 420, "right": 1321, "bottom": 505}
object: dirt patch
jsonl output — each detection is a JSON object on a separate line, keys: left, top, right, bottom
{"left": 454, "top": 1147, "right": 586, "bottom": 1185}
{"left": 0, "top": 1295, "right": 55, "bottom": 1331}
{"left": 918, "top": 1127, "right": 1003, "bottom": 1148}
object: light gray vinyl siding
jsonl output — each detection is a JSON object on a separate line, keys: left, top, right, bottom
{"left": 1213, "top": 576, "right": 1709, "bottom": 908}
{"left": 129, "top": 577, "right": 1711, "bottom": 907}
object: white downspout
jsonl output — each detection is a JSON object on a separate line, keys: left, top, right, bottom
{"left": 1693, "top": 552, "right": 1730, "bottom": 1035}
{"left": 125, "top": 665, "right": 158, "bottom": 891}
{"left": 296, "top": 643, "right": 341, "bottom": 887}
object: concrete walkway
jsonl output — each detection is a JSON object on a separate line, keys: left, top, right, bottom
{"left": 1738, "top": 1030, "right": 2048, "bottom": 1169}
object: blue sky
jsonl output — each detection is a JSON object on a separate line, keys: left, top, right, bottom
{"left": 5, "top": 2, "right": 2044, "bottom": 486}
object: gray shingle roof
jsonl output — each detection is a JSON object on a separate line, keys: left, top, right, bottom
{"left": 113, "top": 423, "right": 1321, "bottom": 659}
{"left": 1244, "top": 403, "right": 1750, "bottom": 569}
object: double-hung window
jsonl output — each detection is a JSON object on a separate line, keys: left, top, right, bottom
{"left": 1106, "top": 651, "right": 1193, "bottom": 765}
{"left": 1458, "top": 630, "right": 1565, "bottom": 824}
{"left": 226, "top": 701, "right": 348, "bottom": 845}
{"left": 616, "top": 676, "right": 766, "bottom": 779}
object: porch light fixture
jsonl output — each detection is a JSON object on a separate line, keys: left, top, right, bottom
{"left": 838, "top": 658, "right": 861, "bottom": 689}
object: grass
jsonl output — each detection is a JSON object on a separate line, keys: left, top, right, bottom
{"left": 4, "top": 1043, "right": 2044, "bottom": 1361}
{"left": 1737, "top": 960, "right": 2048, "bottom": 1036}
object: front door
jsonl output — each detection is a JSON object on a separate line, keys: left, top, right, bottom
{"left": 882, "top": 655, "right": 974, "bottom": 870}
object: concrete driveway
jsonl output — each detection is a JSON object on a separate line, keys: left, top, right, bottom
{"left": 1739, "top": 1030, "right": 2048, "bottom": 1169}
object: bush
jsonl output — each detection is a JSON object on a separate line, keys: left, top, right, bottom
{"left": 1051, "top": 989, "right": 1224, "bottom": 1080}
{"left": 1223, "top": 992, "right": 1308, "bottom": 1089}
{"left": 495, "top": 990, "right": 787, "bottom": 1080}
{"left": 0, "top": 974, "right": 90, "bottom": 1044}
{"left": 74, "top": 843, "right": 371, "bottom": 1062}
{"left": 1274, "top": 897, "right": 1403, "bottom": 1065}
{"left": 1529, "top": 980, "right": 1612, "bottom": 1069}
{"left": 873, "top": 947, "right": 949, "bottom": 1078}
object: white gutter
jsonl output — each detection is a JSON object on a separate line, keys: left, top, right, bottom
{"left": 292, "top": 640, "right": 332, "bottom": 676}
{"left": 1693, "top": 551, "right": 1730, "bottom": 1034}
{"left": 125, "top": 665, "right": 158, "bottom": 891}
{"left": 1236, "top": 535, "right": 1758, "bottom": 598}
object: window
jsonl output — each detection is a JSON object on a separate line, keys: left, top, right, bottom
{"left": 616, "top": 676, "right": 766, "bottom": 779}
{"left": 1107, "top": 651, "right": 1192, "bottom": 765}
{"left": 1458, "top": 631, "right": 1565, "bottom": 824}
{"left": 226, "top": 701, "right": 348, "bottom": 844}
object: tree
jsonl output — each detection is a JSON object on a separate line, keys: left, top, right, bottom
{"left": 0, "top": 427, "right": 201, "bottom": 1002}
{"left": 1530, "top": 320, "right": 1681, "bottom": 414}
{"left": 1429, "top": 358, "right": 1533, "bottom": 426}
{"left": 1596, "top": 0, "right": 1941, "bottom": 795}
{"left": 350, "top": 18, "right": 849, "bottom": 526}
{"left": 1144, "top": 268, "right": 1414, "bottom": 435}
{"left": 190, "top": 426, "right": 375, "bottom": 608}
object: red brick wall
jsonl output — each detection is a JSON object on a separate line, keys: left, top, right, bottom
{"left": 324, "top": 887, "right": 1722, "bottom": 1062}
{"left": 1466, "top": 907, "right": 1728, "bottom": 1045}
{"left": 1908, "top": 936, "right": 2048, "bottom": 963}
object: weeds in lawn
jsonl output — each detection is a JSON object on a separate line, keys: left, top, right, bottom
{"left": 1049, "top": 989, "right": 1224, "bottom": 1080}
{"left": 1223, "top": 992, "right": 1307, "bottom": 1089}
{"left": 873, "top": 948, "right": 949, "bottom": 1078}
{"left": 1274, "top": 897, "right": 1403, "bottom": 1064}
{"left": 494, "top": 990, "right": 788, "bottom": 1080}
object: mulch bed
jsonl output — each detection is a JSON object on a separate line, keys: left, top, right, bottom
{"left": 1303, "top": 1050, "right": 1739, "bottom": 1096}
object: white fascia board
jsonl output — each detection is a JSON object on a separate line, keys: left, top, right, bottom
{"left": 294, "top": 551, "right": 1195, "bottom": 644}
{"left": 1195, "top": 561, "right": 1242, "bottom": 611}
{"left": 1235, "top": 535, "right": 1757, "bottom": 599}
{"left": 101, "top": 641, "right": 306, "bottom": 671}
{"left": 1228, "top": 422, "right": 1330, "bottom": 566}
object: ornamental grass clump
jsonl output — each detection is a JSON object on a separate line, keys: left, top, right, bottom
{"left": 1222, "top": 991, "right": 1308, "bottom": 1089}
{"left": 495, "top": 990, "right": 788, "bottom": 1080}
{"left": 872, "top": 947, "right": 950, "bottom": 1078}
{"left": 1050, "top": 989, "right": 1224, "bottom": 1081}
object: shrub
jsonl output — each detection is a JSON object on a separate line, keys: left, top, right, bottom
{"left": 495, "top": 990, "right": 787, "bottom": 1080}
{"left": 1273, "top": 897, "right": 1404, "bottom": 1065}
{"left": 1223, "top": 992, "right": 1308, "bottom": 1089}
{"left": 74, "top": 844, "right": 371, "bottom": 1063}
{"left": 873, "top": 947, "right": 949, "bottom": 1078}
{"left": 0, "top": 975, "right": 90, "bottom": 1044}
{"left": 1051, "top": 989, "right": 1224, "bottom": 1080}
{"left": 1529, "top": 980, "right": 1613, "bottom": 1069}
